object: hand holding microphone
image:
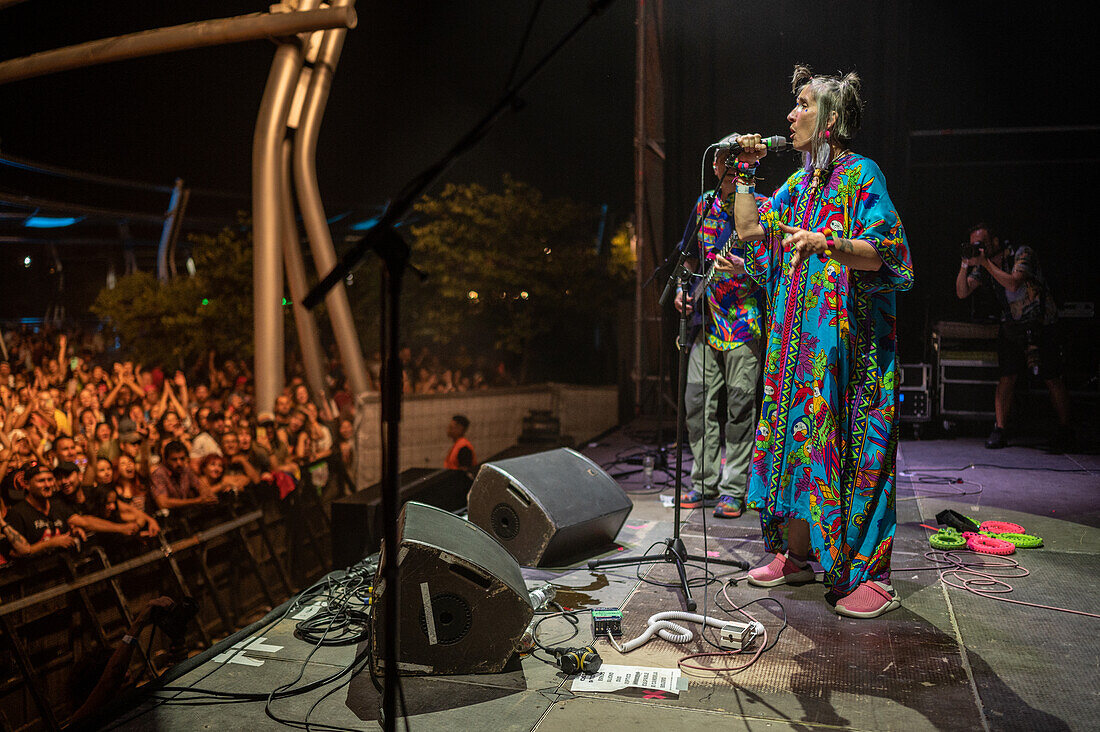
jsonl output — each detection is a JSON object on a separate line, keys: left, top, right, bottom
{"left": 730, "top": 133, "right": 778, "bottom": 165}
{"left": 712, "top": 134, "right": 787, "bottom": 198}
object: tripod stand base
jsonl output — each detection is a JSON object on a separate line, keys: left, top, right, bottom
{"left": 588, "top": 537, "right": 748, "bottom": 612}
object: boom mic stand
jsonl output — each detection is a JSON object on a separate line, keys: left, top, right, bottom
{"left": 301, "top": 3, "right": 618, "bottom": 729}
{"left": 589, "top": 192, "right": 747, "bottom": 610}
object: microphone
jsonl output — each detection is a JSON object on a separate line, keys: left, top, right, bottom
{"left": 713, "top": 134, "right": 789, "bottom": 153}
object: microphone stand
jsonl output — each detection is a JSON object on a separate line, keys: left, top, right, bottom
{"left": 589, "top": 185, "right": 747, "bottom": 611}
{"left": 300, "top": 3, "right": 617, "bottom": 730}
{"left": 631, "top": 185, "right": 718, "bottom": 477}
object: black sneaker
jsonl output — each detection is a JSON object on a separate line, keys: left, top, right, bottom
{"left": 985, "top": 426, "right": 1006, "bottom": 449}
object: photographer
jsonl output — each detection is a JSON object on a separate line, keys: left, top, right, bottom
{"left": 955, "top": 223, "right": 1072, "bottom": 450}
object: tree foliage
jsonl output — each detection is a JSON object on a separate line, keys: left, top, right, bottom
{"left": 406, "top": 176, "right": 632, "bottom": 378}
{"left": 92, "top": 223, "right": 255, "bottom": 369}
{"left": 90, "top": 179, "right": 634, "bottom": 382}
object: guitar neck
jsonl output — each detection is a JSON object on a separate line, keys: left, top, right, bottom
{"left": 691, "top": 237, "right": 739, "bottom": 301}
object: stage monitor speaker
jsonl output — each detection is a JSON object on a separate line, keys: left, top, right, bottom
{"left": 371, "top": 502, "right": 533, "bottom": 676}
{"left": 468, "top": 447, "right": 631, "bottom": 567}
{"left": 330, "top": 468, "right": 471, "bottom": 569}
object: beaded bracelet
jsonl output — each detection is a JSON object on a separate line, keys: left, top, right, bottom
{"left": 823, "top": 230, "right": 837, "bottom": 257}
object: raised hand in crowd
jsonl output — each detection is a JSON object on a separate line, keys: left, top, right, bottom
{"left": 173, "top": 370, "right": 189, "bottom": 409}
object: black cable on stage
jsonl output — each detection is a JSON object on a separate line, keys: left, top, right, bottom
{"left": 895, "top": 472, "right": 984, "bottom": 501}
{"left": 263, "top": 576, "right": 365, "bottom": 726}
{"left": 607, "top": 445, "right": 680, "bottom": 491}
{"left": 523, "top": 602, "right": 584, "bottom": 668}
{"left": 713, "top": 593, "right": 789, "bottom": 654}
{"left": 303, "top": 651, "right": 372, "bottom": 732}
{"left": 139, "top": 569, "right": 385, "bottom": 732}
{"left": 155, "top": 572, "right": 393, "bottom": 732}
{"left": 103, "top": 573, "right": 343, "bottom": 729}
{"left": 908, "top": 462, "right": 1093, "bottom": 474}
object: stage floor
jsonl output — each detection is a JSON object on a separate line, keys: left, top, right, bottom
{"left": 106, "top": 422, "right": 1100, "bottom": 731}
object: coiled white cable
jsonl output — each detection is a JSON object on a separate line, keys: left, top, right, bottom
{"left": 609, "top": 611, "right": 761, "bottom": 653}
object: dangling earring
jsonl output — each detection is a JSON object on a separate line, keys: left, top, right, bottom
{"left": 823, "top": 130, "right": 831, "bottom": 140}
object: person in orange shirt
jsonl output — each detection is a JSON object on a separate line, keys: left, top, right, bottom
{"left": 444, "top": 414, "right": 476, "bottom": 473}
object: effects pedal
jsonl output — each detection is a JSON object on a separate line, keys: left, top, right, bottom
{"left": 591, "top": 607, "right": 622, "bottom": 638}
{"left": 719, "top": 620, "right": 763, "bottom": 651}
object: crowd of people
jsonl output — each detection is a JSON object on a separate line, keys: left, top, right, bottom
{"left": 0, "top": 325, "right": 512, "bottom": 566}
{"left": 397, "top": 345, "right": 518, "bottom": 395}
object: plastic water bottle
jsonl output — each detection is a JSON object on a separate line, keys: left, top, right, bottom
{"left": 528, "top": 583, "right": 556, "bottom": 611}
{"left": 643, "top": 455, "right": 655, "bottom": 489}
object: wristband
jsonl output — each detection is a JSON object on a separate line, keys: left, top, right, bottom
{"left": 823, "top": 230, "right": 837, "bottom": 257}
{"left": 122, "top": 634, "right": 138, "bottom": 646}
{"left": 735, "top": 184, "right": 755, "bottom": 194}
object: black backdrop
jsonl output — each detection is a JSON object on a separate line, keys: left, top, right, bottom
{"left": 660, "top": 1, "right": 1093, "bottom": 373}
{"left": 0, "top": 2, "right": 1093, "bottom": 378}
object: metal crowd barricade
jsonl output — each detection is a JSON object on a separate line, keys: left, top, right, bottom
{"left": 0, "top": 509, "right": 272, "bottom": 730}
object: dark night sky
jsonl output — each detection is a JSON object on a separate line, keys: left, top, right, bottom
{"left": 1, "top": 1, "right": 1095, "bottom": 368}
{"left": 0, "top": 1, "right": 636, "bottom": 217}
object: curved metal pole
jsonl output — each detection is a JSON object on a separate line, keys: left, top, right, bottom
{"left": 0, "top": 7, "right": 356, "bottom": 86}
{"left": 156, "top": 178, "right": 185, "bottom": 282}
{"left": 0, "top": 152, "right": 174, "bottom": 193}
{"left": 292, "top": 0, "right": 371, "bottom": 399}
{"left": 252, "top": 39, "right": 304, "bottom": 413}
{"left": 280, "top": 137, "right": 331, "bottom": 410}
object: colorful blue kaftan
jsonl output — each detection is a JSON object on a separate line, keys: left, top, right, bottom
{"left": 744, "top": 152, "right": 914, "bottom": 595}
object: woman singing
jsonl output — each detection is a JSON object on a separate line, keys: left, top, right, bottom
{"left": 731, "top": 66, "right": 914, "bottom": 618}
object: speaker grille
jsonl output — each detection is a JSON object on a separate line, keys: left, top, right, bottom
{"left": 418, "top": 593, "right": 472, "bottom": 645}
{"left": 490, "top": 503, "right": 521, "bottom": 540}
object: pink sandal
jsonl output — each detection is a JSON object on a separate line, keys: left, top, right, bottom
{"left": 834, "top": 581, "right": 900, "bottom": 618}
{"left": 747, "top": 553, "right": 815, "bottom": 587}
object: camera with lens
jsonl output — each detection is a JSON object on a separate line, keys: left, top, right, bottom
{"left": 151, "top": 597, "right": 199, "bottom": 644}
{"left": 960, "top": 241, "right": 984, "bottom": 259}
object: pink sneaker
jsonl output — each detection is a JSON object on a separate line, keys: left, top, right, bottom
{"left": 746, "top": 553, "right": 815, "bottom": 587}
{"left": 834, "top": 581, "right": 900, "bottom": 618}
